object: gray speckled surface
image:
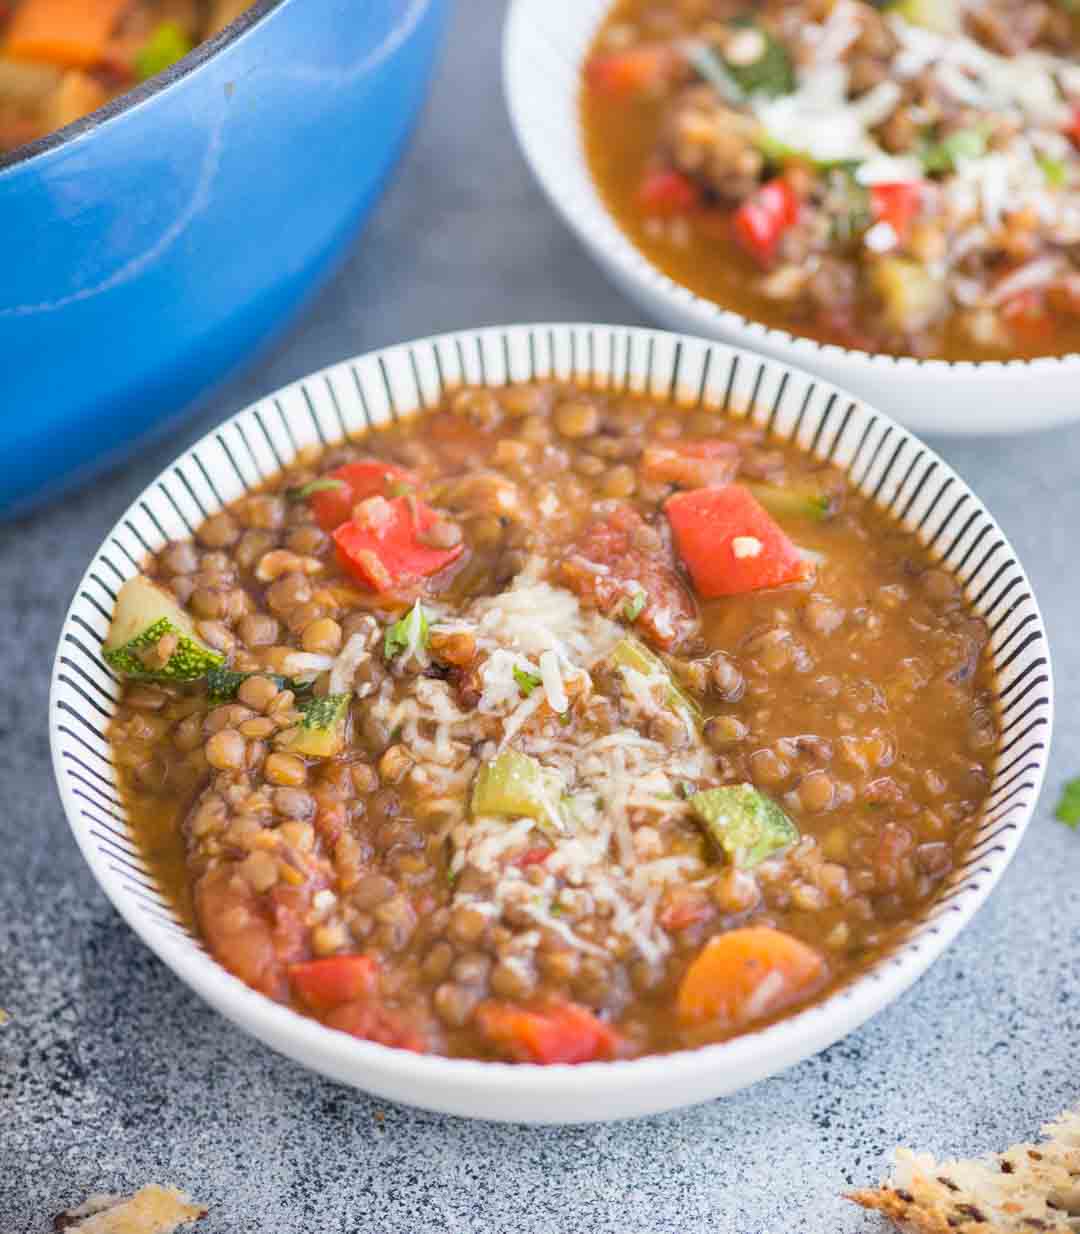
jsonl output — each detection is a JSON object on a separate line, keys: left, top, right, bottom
{"left": 2, "top": 0, "right": 1079, "bottom": 1228}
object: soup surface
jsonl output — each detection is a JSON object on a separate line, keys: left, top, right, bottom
{"left": 0, "top": 0, "right": 251, "bottom": 153}
{"left": 582, "top": 0, "right": 1080, "bottom": 360}
{"left": 106, "top": 382, "right": 997, "bottom": 1062}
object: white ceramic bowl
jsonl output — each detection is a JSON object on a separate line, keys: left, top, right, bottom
{"left": 504, "top": 0, "right": 1080, "bottom": 436}
{"left": 50, "top": 324, "right": 1052, "bottom": 1123}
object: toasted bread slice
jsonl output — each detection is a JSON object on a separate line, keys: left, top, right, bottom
{"left": 848, "top": 1108, "right": 1080, "bottom": 1233}
{"left": 54, "top": 1185, "right": 206, "bottom": 1233}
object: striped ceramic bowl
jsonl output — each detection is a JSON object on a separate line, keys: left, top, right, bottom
{"left": 503, "top": 0, "right": 1080, "bottom": 436}
{"left": 50, "top": 324, "right": 1052, "bottom": 1123}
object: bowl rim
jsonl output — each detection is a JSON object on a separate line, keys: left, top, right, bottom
{"left": 0, "top": 0, "right": 284, "bottom": 174}
{"left": 49, "top": 322, "right": 1054, "bottom": 1120}
{"left": 501, "top": 0, "right": 1080, "bottom": 379}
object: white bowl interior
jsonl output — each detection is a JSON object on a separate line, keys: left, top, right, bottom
{"left": 51, "top": 324, "right": 1052, "bottom": 1122}
{"left": 502, "top": 1, "right": 1080, "bottom": 436}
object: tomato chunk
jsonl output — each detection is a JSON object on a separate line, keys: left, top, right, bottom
{"left": 585, "top": 45, "right": 679, "bottom": 97}
{"left": 324, "top": 1000, "right": 427, "bottom": 1053}
{"left": 476, "top": 1000, "right": 622, "bottom": 1064}
{"left": 665, "top": 484, "right": 808, "bottom": 598}
{"left": 310, "top": 459, "right": 418, "bottom": 531}
{"left": 677, "top": 927, "right": 826, "bottom": 1028}
{"left": 333, "top": 495, "right": 463, "bottom": 592}
{"left": 558, "top": 504, "right": 698, "bottom": 650}
{"left": 640, "top": 438, "right": 740, "bottom": 490}
{"left": 1001, "top": 289, "right": 1054, "bottom": 342}
{"left": 732, "top": 178, "right": 800, "bottom": 267}
{"left": 870, "top": 182, "right": 923, "bottom": 241}
{"left": 288, "top": 955, "right": 379, "bottom": 1013}
{"left": 638, "top": 168, "right": 701, "bottom": 216}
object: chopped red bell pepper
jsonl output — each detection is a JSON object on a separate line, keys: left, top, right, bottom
{"left": 476, "top": 1000, "right": 622, "bottom": 1064}
{"left": 665, "top": 484, "right": 809, "bottom": 598}
{"left": 640, "top": 438, "right": 740, "bottom": 489}
{"left": 288, "top": 955, "right": 379, "bottom": 1013}
{"left": 333, "top": 495, "right": 463, "bottom": 592}
{"left": 870, "top": 182, "right": 923, "bottom": 241}
{"left": 310, "top": 459, "right": 418, "bottom": 531}
{"left": 585, "top": 45, "right": 679, "bottom": 97}
{"left": 1065, "top": 105, "right": 1080, "bottom": 146}
{"left": 638, "top": 168, "right": 701, "bottom": 216}
{"left": 732, "top": 177, "right": 800, "bottom": 267}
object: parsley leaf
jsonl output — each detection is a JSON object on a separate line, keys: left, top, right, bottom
{"left": 514, "top": 665, "right": 543, "bottom": 696}
{"left": 623, "top": 589, "right": 647, "bottom": 623}
{"left": 920, "top": 127, "right": 987, "bottom": 176}
{"left": 1055, "top": 777, "right": 1080, "bottom": 829}
{"left": 287, "top": 477, "right": 347, "bottom": 501}
{"left": 384, "top": 601, "right": 429, "bottom": 660}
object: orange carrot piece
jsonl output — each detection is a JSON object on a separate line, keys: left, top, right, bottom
{"left": 677, "top": 926, "right": 826, "bottom": 1029}
{"left": 5, "top": 0, "right": 129, "bottom": 69}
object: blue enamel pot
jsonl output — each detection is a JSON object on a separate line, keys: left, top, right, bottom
{"left": 0, "top": 0, "right": 449, "bottom": 517}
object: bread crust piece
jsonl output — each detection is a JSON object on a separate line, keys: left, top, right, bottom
{"left": 847, "top": 1108, "right": 1080, "bottom": 1234}
{"left": 53, "top": 1186, "right": 207, "bottom": 1234}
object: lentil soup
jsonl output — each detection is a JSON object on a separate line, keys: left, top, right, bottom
{"left": 582, "top": 0, "right": 1080, "bottom": 360}
{"left": 106, "top": 381, "right": 997, "bottom": 1063}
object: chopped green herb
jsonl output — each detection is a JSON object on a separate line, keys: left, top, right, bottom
{"left": 921, "top": 127, "right": 987, "bottom": 176}
{"left": 1055, "top": 777, "right": 1080, "bottom": 829}
{"left": 721, "top": 21, "right": 795, "bottom": 99}
{"left": 513, "top": 665, "right": 543, "bottom": 696}
{"left": 623, "top": 590, "right": 647, "bottom": 623}
{"left": 384, "top": 601, "right": 429, "bottom": 660}
{"left": 135, "top": 21, "right": 193, "bottom": 81}
{"left": 1038, "top": 155, "right": 1068, "bottom": 188}
{"left": 287, "top": 477, "right": 347, "bottom": 501}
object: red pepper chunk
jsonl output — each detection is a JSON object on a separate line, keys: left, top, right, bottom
{"left": 333, "top": 496, "right": 463, "bottom": 592}
{"left": 310, "top": 459, "right": 418, "bottom": 531}
{"left": 1066, "top": 105, "right": 1080, "bottom": 146}
{"left": 870, "top": 182, "right": 923, "bottom": 241}
{"left": 288, "top": 955, "right": 379, "bottom": 1013}
{"left": 665, "top": 484, "right": 808, "bottom": 598}
{"left": 585, "top": 45, "right": 679, "bottom": 97}
{"left": 638, "top": 168, "right": 701, "bottom": 216}
{"left": 732, "top": 177, "right": 800, "bottom": 267}
{"left": 476, "top": 1000, "right": 623, "bottom": 1065}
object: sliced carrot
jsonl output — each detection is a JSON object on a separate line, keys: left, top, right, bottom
{"left": 5, "top": 0, "right": 129, "bottom": 68}
{"left": 640, "top": 439, "right": 740, "bottom": 490}
{"left": 310, "top": 459, "right": 418, "bottom": 532}
{"left": 288, "top": 955, "right": 379, "bottom": 1013}
{"left": 677, "top": 926, "right": 826, "bottom": 1028}
{"left": 665, "top": 484, "right": 808, "bottom": 598}
{"left": 476, "top": 1000, "right": 622, "bottom": 1064}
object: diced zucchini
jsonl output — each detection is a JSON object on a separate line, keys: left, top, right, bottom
{"left": 746, "top": 482, "right": 837, "bottom": 522}
{"left": 206, "top": 667, "right": 294, "bottom": 705}
{"left": 890, "top": 0, "right": 963, "bottom": 33}
{"left": 870, "top": 257, "right": 947, "bottom": 335}
{"left": 611, "top": 638, "right": 701, "bottom": 725}
{"left": 278, "top": 693, "right": 351, "bottom": 758}
{"left": 471, "top": 751, "right": 565, "bottom": 838}
{"left": 690, "top": 784, "right": 799, "bottom": 868}
{"left": 103, "top": 575, "right": 225, "bottom": 682}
